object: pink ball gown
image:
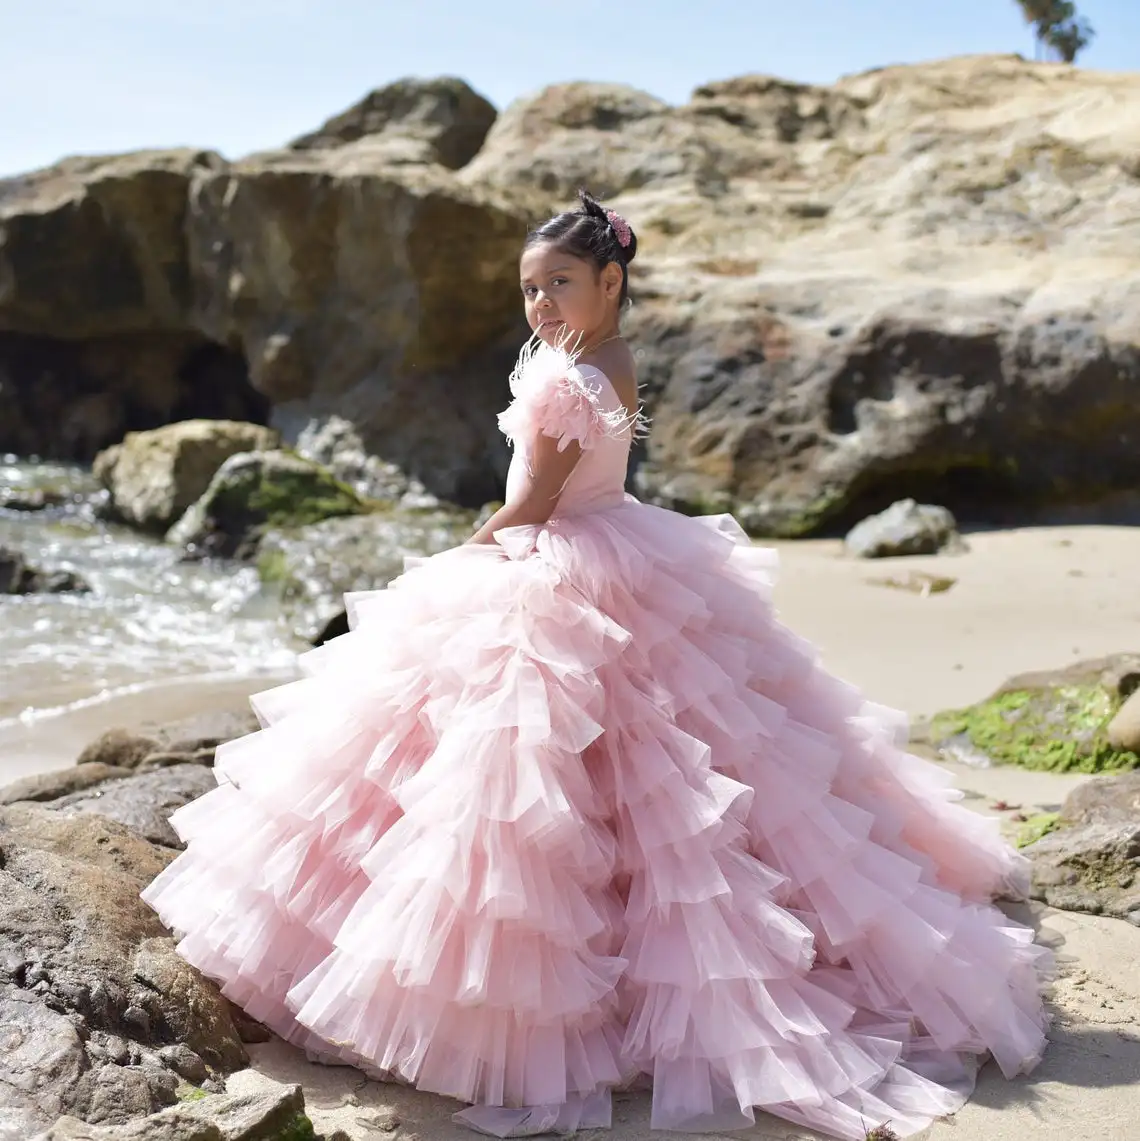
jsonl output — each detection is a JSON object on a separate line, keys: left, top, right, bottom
{"left": 141, "top": 341, "right": 1050, "bottom": 1140}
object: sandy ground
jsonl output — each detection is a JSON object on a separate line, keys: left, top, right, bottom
{"left": 769, "top": 525, "right": 1140, "bottom": 718}
{"left": 6, "top": 523, "right": 1140, "bottom": 1139}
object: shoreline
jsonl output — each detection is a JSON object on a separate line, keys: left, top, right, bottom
{"left": 2, "top": 522, "right": 1137, "bottom": 784}
{"left": 0, "top": 671, "right": 296, "bottom": 783}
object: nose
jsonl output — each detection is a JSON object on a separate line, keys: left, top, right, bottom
{"left": 533, "top": 290, "right": 553, "bottom": 308}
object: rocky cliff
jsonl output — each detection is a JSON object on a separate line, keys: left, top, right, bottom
{"left": 2, "top": 55, "right": 1138, "bottom": 531}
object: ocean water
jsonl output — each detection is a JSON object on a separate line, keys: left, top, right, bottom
{"left": 0, "top": 458, "right": 301, "bottom": 776}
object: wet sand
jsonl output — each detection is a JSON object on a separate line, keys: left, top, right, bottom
{"left": 0, "top": 672, "right": 295, "bottom": 783}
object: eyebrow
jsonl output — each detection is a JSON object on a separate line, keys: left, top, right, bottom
{"left": 520, "top": 265, "right": 575, "bottom": 282}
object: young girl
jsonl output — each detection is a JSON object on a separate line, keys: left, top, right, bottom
{"left": 141, "top": 191, "right": 1050, "bottom": 1141}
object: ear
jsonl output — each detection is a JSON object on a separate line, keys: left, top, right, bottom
{"left": 601, "top": 260, "right": 623, "bottom": 300}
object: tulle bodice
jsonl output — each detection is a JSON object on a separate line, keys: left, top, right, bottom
{"left": 497, "top": 344, "right": 643, "bottom": 517}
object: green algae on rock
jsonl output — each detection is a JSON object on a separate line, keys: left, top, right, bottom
{"left": 1016, "top": 812, "right": 1062, "bottom": 849}
{"left": 167, "top": 450, "right": 369, "bottom": 560}
{"left": 930, "top": 656, "right": 1140, "bottom": 773}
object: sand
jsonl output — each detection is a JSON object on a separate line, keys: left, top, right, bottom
{"left": 7, "top": 522, "right": 1140, "bottom": 1139}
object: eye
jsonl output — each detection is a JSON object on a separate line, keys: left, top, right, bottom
{"left": 550, "top": 276, "right": 568, "bottom": 287}
{"left": 522, "top": 285, "right": 537, "bottom": 297}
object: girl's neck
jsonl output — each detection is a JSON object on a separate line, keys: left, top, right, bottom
{"left": 578, "top": 318, "right": 622, "bottom": 357}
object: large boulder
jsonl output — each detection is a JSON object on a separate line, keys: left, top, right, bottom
{"left": 466, "top": 55, "right": 1140, "bottom": 533}
{"left": 0, "top": 95, "right": 528, "bottom": 502}
{"left": 0, "top": 152, "right": 266, "bottom": 461}
{"left": 0, "top": 806, "right": 247, "bottom": 1136}
{"left": 93, "top": 421, "right": 281, "bottom": 533}
{"left": 929, "top": 655, "right": 1140, "bottom": 773}
{"left": 289, "top": 75, "right": 497, "bottom": 169}
{"left": 183, "top": 156, "right": 524, "bottom": 502}
{"left": 6, "top": 59, "right": 1140, "bottom": 527}
{"left": 167, "top": 450, "right": 369, "bottom": 560}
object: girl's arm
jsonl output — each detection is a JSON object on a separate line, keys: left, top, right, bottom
{"left": 466, "top": 433, "right": 582, "bottom": 545}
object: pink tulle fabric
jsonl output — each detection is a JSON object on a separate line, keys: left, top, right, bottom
{"left": 141, "top": 343, "right": 1050, "bottom": 1141}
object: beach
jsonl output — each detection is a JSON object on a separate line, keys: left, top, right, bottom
{"left": 3, "top": 520, "right": 1138, "bottom": 1140}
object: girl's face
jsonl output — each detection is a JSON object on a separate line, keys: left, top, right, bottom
{"left": 519, "top": 242, "right": 622, "bottom": 347}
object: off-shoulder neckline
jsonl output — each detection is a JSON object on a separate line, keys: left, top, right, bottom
{"left": 572, "top": 362, "right": 639, "bottom": 424}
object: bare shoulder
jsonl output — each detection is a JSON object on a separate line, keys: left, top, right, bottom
{"left": 581, "top": 339, "right": 638, "bottom": 417}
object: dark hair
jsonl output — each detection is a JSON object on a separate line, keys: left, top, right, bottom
{"left": 523, "top": 189, "right": 638, "bottom": 303}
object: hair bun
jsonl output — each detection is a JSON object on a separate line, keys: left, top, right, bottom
{"left": 577, "top": 189, "right": 638, "bottom": 265}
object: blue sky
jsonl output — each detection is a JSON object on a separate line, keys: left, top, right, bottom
{"left": 0, "top": 0, "right": 1134, "bottom": 177}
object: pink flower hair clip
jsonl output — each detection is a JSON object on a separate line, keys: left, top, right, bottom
{"left": 605, "top": 209, "right": 632, "bottom": 248}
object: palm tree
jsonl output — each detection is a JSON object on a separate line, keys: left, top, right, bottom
{"left": 1013, "top": 0, "right": 1095, "bottom": 63}
{"left": 1046, "top": 14, "right": 1095, "bottom": 62}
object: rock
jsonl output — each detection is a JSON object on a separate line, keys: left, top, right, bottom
{"left": 157, "top": 1046, "right": 209, "bottom": 1085}
{"left": 30, "top": 1110, "right": 223, "bottom": 1140}
{"left": 289, "top": 76, "right": 497, "bottom": 170}
{"left": 1060, "top": 771, "right": 1140, "bottom": 827}
{"left": 0, "top": 152, "right": 267, "bottom": 461}
{"left": 0, "top": 763, "right": 133, "bottom": 807}
{"left": 94, "top": 422, "right": 281, "bottom": 533}
{"left": 184, "top": 158, "right": 523, "bottom": 503}
{"left": 1107, "top": 689, "right": 1140, "bottom": 753}
{"left": 45, "top": 765, "right": 218, "bottom": 849}
{"left": 294, "top": 415, "right": 440, "bottom": 508}
{"left": 0, "top": 133, "right": 525, "bottom": 504}
{"left": 1025, "top": 774, "right": 1140, "bottom": 922}
{"left": 0, "top": 806, "right": 247, "bottom": 1134}
{"left": 930, "top": 654, "right": 1140, "bottom": 772}
{"left": 168, "top": 450, "right": 370, "bottom": 560}
{"left": 257, "top": 507, "right": 476, "bottom": 643}
{"left": 185, "top": 1075, "right": 309, "bottom": 1141}
{"left": 222, "top": 1005, "right": 272, "bottom": 1046}
{"left": 142, "top": 709, "right": 260, "bottom": 760}
{"left": 0, "top": 487, "right": 68, "bottom": 512}
{"left": 78, "top": 730, "right": 163, "bottom": 770}
{"left": 844, "top": 499, "right": 963, "bottom": 558}
{"left": 467, "top": 56, "right": 1140, "bottom": 534}
{"left": 7, "top": 58, "right": 1140, "bottom": 525}
{"left": 0, "top": 986, "right": 88, "bottom": 1138}
{"left": 30, "top": 1077, "right": 315, "bottom": 1141}
{"left": 0, "top": 547, "right": 91, "bottom": 594}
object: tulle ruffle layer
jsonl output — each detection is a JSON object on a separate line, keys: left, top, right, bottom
{"left": 140, "top": 500, "right": 1050, "bottom": 1140}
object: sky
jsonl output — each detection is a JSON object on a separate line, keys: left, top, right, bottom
{"left": 0, "top": 0, "right": 1135, "bottom": 177}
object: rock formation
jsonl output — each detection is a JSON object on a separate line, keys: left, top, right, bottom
{"left": 3, "top": 57, "right": 1140, "bottom": 531}
{"left": 94, "top": 422, "right": 281, "bottom": 533}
